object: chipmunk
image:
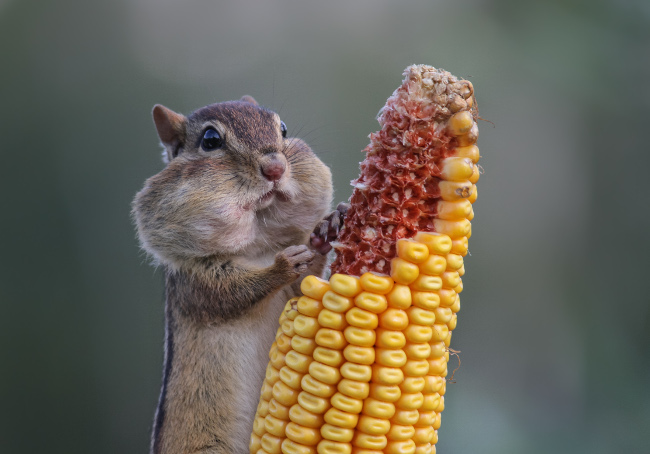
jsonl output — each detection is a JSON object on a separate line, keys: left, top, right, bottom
{"left": 132, "top": 96, "right": 347, "bottom": 454}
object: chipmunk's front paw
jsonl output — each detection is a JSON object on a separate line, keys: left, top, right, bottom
{"left": 310, "top": 202, "right": 350, "bottom": 254}
{"left": 275, "top": 245, "right": 315, "bottom": 279}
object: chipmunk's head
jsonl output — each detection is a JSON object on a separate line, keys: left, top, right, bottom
{"left": 132, "top": 96, "right": 332, "bottom": 268}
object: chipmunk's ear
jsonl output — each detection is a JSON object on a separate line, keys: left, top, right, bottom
{"left": 152, "top": 104, "right": 187, "bottom": 163}
{"left": 240, "top": 95, "right": 258, "bottom": 106}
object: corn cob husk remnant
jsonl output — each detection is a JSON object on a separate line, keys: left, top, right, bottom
{"left": 250, "top": 64, "right": 481, "bottom": 454}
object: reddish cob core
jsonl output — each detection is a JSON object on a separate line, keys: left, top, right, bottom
{"left": 331, "top": 65, "right": 477, "bottom": 276}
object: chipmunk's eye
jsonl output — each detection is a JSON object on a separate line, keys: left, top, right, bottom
{"left": 280, "top": 121, "right": 287, "bottom": 138}
{"left": 201, "top": 128, "right": 223, "bottom": 151}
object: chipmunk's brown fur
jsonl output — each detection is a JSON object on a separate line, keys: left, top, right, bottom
{"left": 133, "top": 97, "right": 339, "bottom": 454}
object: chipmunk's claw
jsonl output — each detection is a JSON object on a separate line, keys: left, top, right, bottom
{"left": 310, "top": 202, "right": 350, "bottom": 255}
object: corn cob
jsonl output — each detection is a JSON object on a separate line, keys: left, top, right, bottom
{"left": 251, "top": 64, "right": 480, "bottom": 454}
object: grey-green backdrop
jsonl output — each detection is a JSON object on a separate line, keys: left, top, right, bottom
{"left": 1, "top": 0, "right": 649, "bottom": 453}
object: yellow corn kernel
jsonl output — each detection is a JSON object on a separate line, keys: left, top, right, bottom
{"left": 329, "top": 274, "right": 362, "bottom": 298}
{"left": 403, "top": 343, "right": 431, "bottom": 360}
{"left": 404, "top": 325, "right": 433, "bottom": 343}
{"left": 270, "top": 349, "right": 287, "bottom": 370}
{"left": 445, "top": 253, "right": 463, "bottom": 271}
{"left": 429, "top": 342, "right": 446, "bottom": 358}
{"left": 386, "top": 439, "right": 416, "bottom": 454}
{"left": 352, "top": 433, "right": 387, "bottom": 450}
{"left": 282, "top": 439, "right": 317, "bottom": 454}
{"left": 457, "top": 122, "right": 478, "bottom": 147}
{"left": 412, "top": 426, "right": 434, "bottom": 444}
{"left": 368, "top": 383, "right": 401, "bottom": 402}
{"left": 437, "top": 289, "right": 456, "bottom": 308}
{"left": 253, "top": 415, "right": 267, "bottom": 436}
{"left": 280, "top": 366, "right": 305, "bottom": 390}
{"left": 468, "top": 184, "right": 478, "bottom": 204}
{"left": 290, "top": 404, "right": 325, "bottom": 428}
{"left": 427, "top": 357, "right": 447, "bottom": 376}
{"left": 395, "top": 392, "right": 424, "bottom": 410}
{"left": 351, "top": 449, "right": 383, "bottom": 454}
{"left": 390, "top": 258, "right": 420, "bottom": 285}
{"left": 322, "top": 291, "right": 354, "bottom": 313}
{"left": 390, "top": 409, "right": 420, "bottom": 426}
{"left": 286, "top": 421, "right": 322, "bottom": 446}
{"left": 414, "top": 444, "right": 432, "bottom": 454}
{"left": 386, "top": 284, "right": 412, "bottom": 309}
{"left": 433, "top": 307, "right": 452, "bottom": 325}
{"left": 331, "top": 392, "right": 363, "bottom": 414}
{"left": 439, "top": 380, "right": 447, "bottom": 396}
{"left": 261, "top": 433, "right": 284, "bottom": 454}
{"left": 467, "top": 206, "right": 475, "bottom": 221}
{"left": 250, "top": 433, "right": 262, "bottom": 453}
{"left": 375, "top": 328, "right": 406, "bottom": 348}
{"left": 357, "top": 415, "right": 391, "bottom": 435}
{"left": 457, "top": 264, "right": 465, "bottom": 276}
{"left": 301, "top": 276, "right": 330, "bottom": 300}
{"left": 387, "top": 424, "right": 416, "bottom": 441}
{"left": 318, "top": 310, "right": 348, "bottom": 330}
{"left": 399, "top": 376, "right": 425, "bottom": 394}
{"left": 343, "top": 345, "right": 376, "bottom": 365}
{"left": 411, "top": 292, "right": 440, "bottom": 311}
{"left": 453, "top": 144, "right": 480, "bottom": 163}
{"left": 284, "top": 298, "right": 299, "bottom": 319}
{"left": 396, "top": 239, "right": 430, "bottom": 263}
{"left": 422, "top": 376, "right": 444, "bottom": 394}
{"left": 371, "top": 365, "right": 404, "bottom": 385}
{"left": 406, "top": 307, "right": 436, "bottom": 326}
{"left": 359, "top": 272, "right": 394, "bottom": 295}
{"left": 440, "top": 157, "right": 474, "bottom": 181}
{"left": 273, "top": 380, "right": 300, "bottom": 407}
{"left": 430, "top": 324, "right": 449, "bottom": 342}
{"left": 340, "top": 362, "right": 372, "bottom": 382}
{"left": 435, "top": 396, "right": 445, "bottom": 413}
{"left": 298, "top": 392, "right": 331, "bottom": 415}
{"left": 438, "top": 180, "right": 474, "bottom": 202}
{"left": 450, "top": 236, "right": 468, "bottom": 256}
{"left": 292, "top": 335, "right": 317, "bottom": 355}
{"left": 285, "top": 350, "right": 313, "bottom": 374}
{"left": 266, "top": 363, "right": 281, "bottom": 384}
{"left": 409, "top": 275, "right": 442, "bottom": 292}
{"left": 277, "top": 334, "right": 293, "bottom": 354}
{"left": 315, "top": 329, "right": 347, "bottom": 350}
{"left": 313, "top": 347, "right": 344, "bottom": 368}
{"left": 435, "top": 199, "right": 472, "bottom": 221}
{"left": 301, "top": 374, "right": 336, "bottom": 399}
{"left": 354, "top": 292, "right": 388, "bottom": 314}
{"left": 261, "top": 381, "right": 274, "bottom": 401}
{"left": 344, "top": 326, "right": 376, "bottom": 347}
{"left": 282, "top": 319, "right": 296, "bottom": 337}
{"left": 447, "top": 313, "right": 458, "bottom": 330}
{"left": 265, "top": 414, "right": 289, "bottom": 437}
{"left": 418, "top": 255, "right": 446, "bottom": 276}
{"left": 318, "top": 440, "right": 352, "bottom": 454}
{"left": 448, "top": 111, "right": 474, "bottom": 135}
{"left": 309, "top": 361, "right": 342, "bottom": 385}
{"left": 324, "top": 407, "right": 359, "bottom": 429}
{"left": 441, "top": 271, "right": 461, "bottom": 289}
{"left": 402, "top": 359, "right": 429, "bottom": 377}
{"left": 415, "top": 411, "right": 436, "bottom": 428}
{"left": 378, "top": 308, "right": 409, "bottom": 330}
{"left": 454, "top": 279, "right": 464, "bottom": 294}
{"left": 298, "top": 296, "right": 323, "bottom": 317}
{"left": 257, "top": 399, "right": 270, "bottom": 418}
{"left": 320, "top": 425, "right": 354, "bottom": 443}
{"left": 362, "top": 398, "right": 396, "bottom": 419}
{"left": 432, "top": 412, "right": 441, "bottom": 430}
{"left": 413, "top": 232, "right": 452, "bottom": 255}
{"left": 469, "top": 164, "right": 480, "bottom": 184}
{"left": 345, "top": 308, "right": 378, "bottom": 329}
{"left": 294, "top": 315, "right": 320, "bottom": 338}
{"left": 337, "top": 379, "right": 370, "bottom": 400}
{"left": 433, "top": 218, "right": 470, "bottom": 238}
{"left": 375, "top": 348, "right": 407, "bottom": 368}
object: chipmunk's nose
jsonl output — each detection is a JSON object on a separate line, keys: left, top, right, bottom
{"left": 261, "top": 156, "right": 286, "bottom": 181}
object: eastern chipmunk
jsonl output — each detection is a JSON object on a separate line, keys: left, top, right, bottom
{"left": 133, "top": 96, "right": 346, "bottom": 454}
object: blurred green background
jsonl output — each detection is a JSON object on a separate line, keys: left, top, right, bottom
{"left": 1, "top": 0, "right": 649, "bottom": 453}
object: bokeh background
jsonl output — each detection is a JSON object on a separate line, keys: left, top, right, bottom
{"left": 2, "top": 0, "right": 649, "bottom": 453}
